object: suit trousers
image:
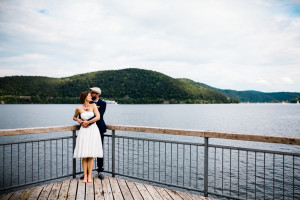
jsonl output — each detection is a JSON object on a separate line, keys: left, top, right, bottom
{"left": 97, "top": 130, "right": 105, "bottom": 172}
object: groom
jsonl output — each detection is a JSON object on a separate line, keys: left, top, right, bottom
{"left": 80, "top": 87, "right": 107, "bottom": 179}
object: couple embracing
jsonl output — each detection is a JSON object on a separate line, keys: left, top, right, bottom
{"left": 72, "top": 87, "right": 106, "bottom": 183}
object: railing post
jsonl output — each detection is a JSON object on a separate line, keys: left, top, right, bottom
{"left": 112, "top": 130, "right": 116, "bottom": 177}
{"left": 72, "top": 130, "right": 76, "bottom": 178}
{"left": 204, "top": 137, "right": 209, "bottom": 197}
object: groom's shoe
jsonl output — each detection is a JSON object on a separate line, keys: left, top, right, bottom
{"left": 98, "top": 173, "right": 104, "bottom": 179}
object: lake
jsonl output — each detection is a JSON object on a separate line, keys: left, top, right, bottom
{"left": 0, "top": 104, "right": 299, "bottom": 199}
{"left": 1, "top": 103, "right": 299, "bottom": 136}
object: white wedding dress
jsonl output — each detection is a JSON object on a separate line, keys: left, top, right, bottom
{"left": 73, "top": 112, "right": 103, "bottom": 158}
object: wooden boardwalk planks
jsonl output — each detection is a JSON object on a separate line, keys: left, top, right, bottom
{"left": 27, "top": 186, "right": 44, "bottom": 200}
{"left": 125, "top": 180, "right": 143, "bottom": 200}
{"left": 102, "top": 176, "right": 113, "bottom": 200}
{"left": 68, "top": 179, "right": 78, "bottom": 200}
{"left": 76, "top": 179, "right": 85, "bottom": 200}
{"left": 108, "top": 177, "right": 124, "bottom": 200}
{"left": 0, "top": 176, "right": 212, "bottom": 200}
{"left": 47, "top": 181, "right": 63, "bottom": 199}
{"left": 38, "top": 183, "right": 53, "bottom": 199}
{"left": 94, "top": 175, "right": 104, "bottom": 200}
{"left": 134, "top": 182, "right": 153, "bottom": 200}
{"left": 117, "top": 178, "right": 134, "bottom": 200}
{"left": 154, "top": 186, "right": 173, "bottom": 200}
{"left": 57, "top": 180, "right": 70, "bottom": 200}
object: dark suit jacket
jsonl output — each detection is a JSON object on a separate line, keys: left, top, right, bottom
{"left": 94, "top": 99, "right": 107, "bottom": 134}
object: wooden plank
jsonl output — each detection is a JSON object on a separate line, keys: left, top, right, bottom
{"left": 108, "top": 177, "right": 123, "bottom": 200}
{"left": 125, "top": 180, "right": 143, "bottom": 200}
{"left": 0, "top": 192, "right": 14, "bottom": 200}
{"left": 9, "top": 190, "right": 24, "bottom": 200}
{"left": 176, "top": 190, "right": 193, "bottom": 200}
{"left": 187, "top": 193, "right": 206, "bottom": 200}
{"left": 134, "top": 182, "right": 153, "bottom": 200}
{"left": 106, "top": 125, "right": 300, "bottom": 145}
{"left": 85, "top": 178, "right": 94, "bottom": 200}
{"left": 38, "top": 183, "right": 53, "bottom": 199}
{"left": 101, "top": 176, "right": 113, "bottom": 200}
{"left": 164, "top": 189, "right": 183, "bottom": 200}
{"left": 68, "top": 179, "right": 78, "bottom": 200}
{"left": 2, "top": 124, "right": 300, "bottom": 145}
{"left": 57, "top": 179, "right": 71, "bottom": 200}
{"left": 27, "top": 186, "right": 44, "bottom": 200}
{"left": 144, "top": 184, "right": 163, "bottom": 200}
{"left": 153, "top": 186, "right": 173, "bottom": 200}
{"left": 48, "top": 181, "right": 63, "bottom": 199}
{"left": 117, "top": 178, "right": 133, "bottom": 200}
{"left": 94, "top": 174, "right": 105, "bottom": 200}
{"left": 76, "top": 179, "right": 86, "bottom": 200}
{"left": 18, "top": 188, "right": 34, "bottom": 199}
{"left": 0, "top": 125, "right": 80, "bottom": 136}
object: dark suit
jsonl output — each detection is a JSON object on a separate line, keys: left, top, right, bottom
{"left": 93, "top": 99, "right": 106, "bottom": 172}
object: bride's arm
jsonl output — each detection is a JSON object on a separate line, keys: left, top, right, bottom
{"left": 73, "top": 107, "right": 83, "bottom": 124}
{"left": 82, "top": 104, "right": 100, "bottom": 126}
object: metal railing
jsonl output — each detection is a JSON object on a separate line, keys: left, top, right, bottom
{"left": 0, "top": 125, "right": 299, "bottom": 199}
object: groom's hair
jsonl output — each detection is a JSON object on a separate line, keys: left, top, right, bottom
{"left": 80, "top": 91, "right": 89, "bottom": 103}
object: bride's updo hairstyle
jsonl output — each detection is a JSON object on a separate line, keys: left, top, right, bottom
{"left": 80, "top": 91, "right": 90, "bottom": 103}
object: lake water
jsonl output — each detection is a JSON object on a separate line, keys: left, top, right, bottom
{"left": 1, "top": 103, "right": 299, "bottom": 136}
{"left": 0, "top": 104, "right": 299, "bottom": 198}
{"left": 1, "top": 103, "right": 299, "bottom": 150}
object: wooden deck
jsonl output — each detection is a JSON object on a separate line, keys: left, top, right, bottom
{"left": 0, "top": 175, "right": 212, "bottom": 200}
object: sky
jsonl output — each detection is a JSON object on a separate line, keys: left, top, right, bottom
{"left": 0, "top": 0, "right": 300, "bottom": 92}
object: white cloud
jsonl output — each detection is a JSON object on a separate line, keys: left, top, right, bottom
{"left": 280, "top": 77, "right": 294, "bottom": 84}
{"left": 0, "top": 0, "right": 300, "bottom": 92}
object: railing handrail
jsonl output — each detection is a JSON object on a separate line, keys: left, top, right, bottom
{"left": 0, "top": 124, "right": 300, "bottom": 145}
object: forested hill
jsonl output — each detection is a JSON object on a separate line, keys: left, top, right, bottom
{"left": 0, "top": 68, "right": 238, "bottom": 104}
{"left": 179, "top": 80, "right": 300, "bottom": 103}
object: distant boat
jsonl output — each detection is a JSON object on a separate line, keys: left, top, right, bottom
{"left": 104, "top": 99, "right": 118, "bottom": 104}
{"left": 297, "top": 101, "right": 299, "bottom": 104}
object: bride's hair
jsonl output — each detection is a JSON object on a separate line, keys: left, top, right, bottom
{"left": 80, "top": 91, "right": 89, "bottom": 103}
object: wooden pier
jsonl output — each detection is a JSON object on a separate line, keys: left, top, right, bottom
{"left": 0, "top": 175, "right": 212, "bottom": 200}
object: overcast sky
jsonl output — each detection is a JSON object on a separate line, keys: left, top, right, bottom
{"left": 0, "top": 0, "right": 300, "bottom": 92}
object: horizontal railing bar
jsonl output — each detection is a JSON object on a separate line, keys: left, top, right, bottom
{"left": 107, "top": 125, "right": 300, "bottom": 145}
{"left": 1, "top": 124, "right": 300, "bottom": 145}
{"left": 210, "top": 144, "right": 300, "bottom": 156}
{"left": 0, "top": 125, "right": 80, "bottom": 136}
{"left": 0, "top": 136, "right": 73, "bottom": 146}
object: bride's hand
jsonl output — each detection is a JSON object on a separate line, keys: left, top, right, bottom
{"left": 82, "top": 120, "right": 89, "bottom": 127}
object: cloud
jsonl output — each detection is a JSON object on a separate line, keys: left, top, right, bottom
{"left": 280, "top": 77, "right": 294, "bottom": 84}
{"left": 0, "top": 0, "right": 299, "bottom": 92}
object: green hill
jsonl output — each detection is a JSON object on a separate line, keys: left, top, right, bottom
{"left": 0, "top": 68, "right": 238, "bottom": 104}
{"left": 180, "top": 81, "right": 300, "bottom": 103}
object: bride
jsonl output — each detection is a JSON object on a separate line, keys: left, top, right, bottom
{"left": 73, "top": 91, "right": 103, "bottom": 183}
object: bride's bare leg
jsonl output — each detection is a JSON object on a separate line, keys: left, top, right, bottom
{"left": 87, "top": 158, "right": 94, "bottom": 183}
{"left": 82, "top": 158, "right": 88, "bottom": 183}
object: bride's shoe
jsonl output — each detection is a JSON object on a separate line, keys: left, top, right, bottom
{"left": 82, "top": 179, "right": 87, "bottom": 183}
{"left": 88, "top": 178, "right": 92, "bottom": 183}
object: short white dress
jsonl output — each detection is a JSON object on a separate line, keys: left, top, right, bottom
{"left": 73, "top": 112, "right": 103, "bottom": 158}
